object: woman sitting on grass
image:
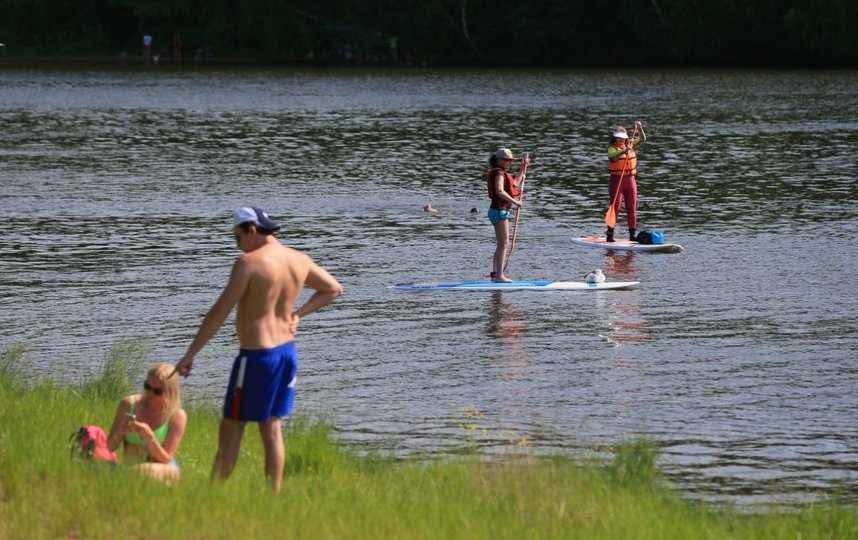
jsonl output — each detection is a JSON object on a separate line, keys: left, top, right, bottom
{"left": 106, "top": 363, "right": 187, "bottom": 484}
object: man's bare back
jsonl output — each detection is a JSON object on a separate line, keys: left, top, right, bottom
{"left": 174, "top": 209, "right": 342, "bottom": 378}
{"left": 234, "top": 241, "right": 308, "bottom": 349}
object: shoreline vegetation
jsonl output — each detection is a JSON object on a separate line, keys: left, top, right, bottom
{"left": 0, "top": 1, "right": 856, "bottom": 69}
{"left": 0, "top": 53, "right": 856, "bottom": 71}
{"left": 2, "top": 55, "right": 854, "bottom": 73}
{"left": 1, "top": 343, "right": 856, "bottom": 538}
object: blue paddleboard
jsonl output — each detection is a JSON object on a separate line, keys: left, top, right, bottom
{"left": 391, "top": 280, "right": 639, "bottom": 291}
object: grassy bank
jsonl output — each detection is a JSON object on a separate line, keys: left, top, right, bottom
{"left": 0, "top": 344, "right": 855, "bottom": 539}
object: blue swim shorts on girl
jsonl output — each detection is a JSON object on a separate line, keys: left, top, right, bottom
{"left": 223, "top": 341, "right": 298, "bottom": 422}
{"left": 487, "top": 208, "right": 510, "bottom": 225}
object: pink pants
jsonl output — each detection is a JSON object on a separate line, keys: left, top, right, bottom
{"left": 608, "top": 174, "right": 637, "bottom": 230}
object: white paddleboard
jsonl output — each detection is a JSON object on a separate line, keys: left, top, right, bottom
{"left": 572, "top": 235, "right": 684, "bottom": 253}
{"left": 391, "top": 280, "right": 639, "bottom": 291}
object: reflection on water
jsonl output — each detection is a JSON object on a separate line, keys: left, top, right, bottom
{"left": 600, "top": 252, "right": 648, "bottom": 345}
{"left": 486, "top": 292, "right": 531, "bottom": 381}
{"left": 487, "top": 292, "right": 528, "bottom": 340}
{"left": 1, "top": 67, "right": 858, "bottom": 505}
{"left": 603, "top": 251, "right": 641, "bottom": 279}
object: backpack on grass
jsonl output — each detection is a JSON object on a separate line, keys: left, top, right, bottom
{"left": 69, "top": 425, "right": 117, "bottom": 463}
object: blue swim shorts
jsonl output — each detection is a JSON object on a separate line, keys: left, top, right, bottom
{"left": 223, "top": 342, "right": 298, "bottom": 422}
{"left": 487, "top": 208, "right": 510, "bottom": 225}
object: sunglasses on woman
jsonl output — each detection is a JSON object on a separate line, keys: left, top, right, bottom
{"left": 143, "top": 381, "right": 164, "bottom": 396}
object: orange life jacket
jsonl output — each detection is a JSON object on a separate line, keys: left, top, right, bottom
{"left": 486, "top": 167, "right": 519, "bottom": 210}
{"left": 608, "top": 144, "right": 637, "bottom": 176}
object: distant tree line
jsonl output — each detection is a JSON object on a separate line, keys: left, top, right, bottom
{"left": 1, "top": 0, "right": 856, "bottom": 66}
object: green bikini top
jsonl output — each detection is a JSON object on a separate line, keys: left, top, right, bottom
{"left": 124, "top": 395, "right": 170, "bottom": 446}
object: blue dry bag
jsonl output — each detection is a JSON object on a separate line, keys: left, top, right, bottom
{"left": 651, "top": 231, "right": 665, "bottom": 244}
{"left": 635, "top": 230, "right": 665, "bottom": 245}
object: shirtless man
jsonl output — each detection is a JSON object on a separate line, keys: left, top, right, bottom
{"left": 174, "top": 207, "right": 342, "bottom": 492}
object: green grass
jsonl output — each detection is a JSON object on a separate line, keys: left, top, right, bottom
{"left": 1, "top": 345, "right": 855, "bottom": 539}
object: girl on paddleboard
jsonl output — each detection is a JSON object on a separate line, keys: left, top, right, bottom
{"left": 606, "top": 121, "right": 646, "bottom": 242}
{"left": 486, "top": 148, "right": 529, "bottom": 282}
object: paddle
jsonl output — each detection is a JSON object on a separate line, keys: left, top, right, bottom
{"left": 604, "top": 124, "right": 640, "bottom": 229}
{"left": 504, "top": 154, "right": 530, "bottom": 273}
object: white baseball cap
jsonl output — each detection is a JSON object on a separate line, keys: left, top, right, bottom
{"left": 233, "top": 207, "right": 280, "bottom": 231}
{"left": 495, "top": 148, "right": 515, "bottom": 160}
{"left": 612, "top": 131, "right": 629, "bottom": 139}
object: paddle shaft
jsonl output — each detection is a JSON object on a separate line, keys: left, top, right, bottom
{"left": 604, "top": 124, "right": 640, "bottom": 229}
{"left": 504, "top": 157, "right": 529, "bottom": 273}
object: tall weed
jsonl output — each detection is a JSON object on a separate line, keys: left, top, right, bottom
{"left": 606, "top": 438, "right": 658, "bottom": 488}
{"left": 80, "top": 338, "right": 151, "bottom": 399}
{"left": 0, "top": 344, "right": 26, "bottom": 392}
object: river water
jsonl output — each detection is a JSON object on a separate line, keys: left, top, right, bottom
{"left": 1, "top": 66, "right": 857, "bottom": 505}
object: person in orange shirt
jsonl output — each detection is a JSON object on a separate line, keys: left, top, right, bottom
{"left": 606, "top": 121, "right": 646, "bottom": 242}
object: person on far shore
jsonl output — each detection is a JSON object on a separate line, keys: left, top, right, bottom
{"left": 142, "top": 34, "right": 153, "bottom": 60}
{"left": 387, "top": 36, "right": 399, "bottom": 60}
{"left": 172, "top": 32, "right": 182, "bottom": 58}
{"left": 106, "top": 363, "right": 187, "bottom": 485}
{"left": 174, "top": 207, "right": 342, "bottom": 493}
{"left": 486, "top": 148, "right": 529, "bottom": 282}
{"left": 606, "top": 121, "right": 646, "bottom": 242}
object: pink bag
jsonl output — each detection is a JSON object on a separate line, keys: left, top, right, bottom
{"left": 69, "top": 425, "right": 117, "bottom": 463}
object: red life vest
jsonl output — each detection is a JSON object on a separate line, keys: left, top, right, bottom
{"left": 486, "top": 167, "right": 519, "bottom": 210}
{"left": 608, "top": 144, "right": 637, "bottom": 176}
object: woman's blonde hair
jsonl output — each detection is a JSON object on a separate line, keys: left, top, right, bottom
{"left": 143, "top": 363, "right": 181, "bottom": 418}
